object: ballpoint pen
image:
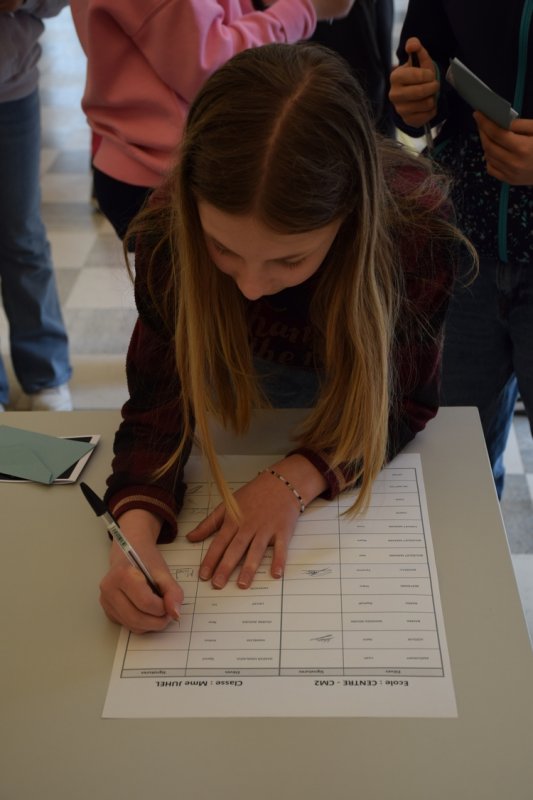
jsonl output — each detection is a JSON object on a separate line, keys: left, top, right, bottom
{"left": 80, "top": 481, "right": 164, "bottom": 598}
{"left": 411, "top": 51, "right": 434, "bottom": 152}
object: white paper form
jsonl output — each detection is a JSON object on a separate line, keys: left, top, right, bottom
{"left": 103, "top": 453, "right": 457, "bottom": 718}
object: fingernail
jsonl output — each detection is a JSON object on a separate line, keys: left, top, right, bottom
{"left": 212, "top": 574, "right": 224, "bottom": 589}
{"left": 172, "top": 603, "right": 181, "bottom": 621}
{"left": 199, "top": 568, "right": 209, "bottom": 581}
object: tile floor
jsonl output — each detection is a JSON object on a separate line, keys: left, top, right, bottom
{"left": 0, "top": 7, "right": 531, "bottom": 643}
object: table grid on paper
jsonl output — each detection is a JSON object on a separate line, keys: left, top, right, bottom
{"left": 120, "top": 468, "right": 445, "bottom": 678}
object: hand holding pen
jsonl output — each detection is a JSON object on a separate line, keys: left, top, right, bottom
{"left": 80, "top": 483, "right": 183, "bottom": 633}
{"left": 389, "top": 36, "right": 439, "bottom": 148}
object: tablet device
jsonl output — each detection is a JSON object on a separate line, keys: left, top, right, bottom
{"left": 0, "top": 434, "right": 100, "bottom": 483}
{"left": 446, "top": 57, "right": 518, "bottom": 129}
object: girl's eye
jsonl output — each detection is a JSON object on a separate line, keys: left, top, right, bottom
{"left": 213, "top": 241, "right": 230, "bottom": 255}
{"left": 279, "top": 258, "right": 305, "bottom": 269}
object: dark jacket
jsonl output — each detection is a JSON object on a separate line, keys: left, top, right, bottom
{"left": 395, "top": 0, "right": 533, "bottom": 264}
{"left": 312, "top": 0, "right": 395, "bottom": 136}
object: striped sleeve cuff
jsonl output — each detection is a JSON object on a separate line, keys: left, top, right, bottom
{"left": 107, "top": 485, "right": 181, "bottom": 543}
{"left": 289, "top": 447, "right": 360, "bottom": 500}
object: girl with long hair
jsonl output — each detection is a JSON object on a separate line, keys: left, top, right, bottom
{"left": 100, "top": 42, "right": 472, "bottom": 633}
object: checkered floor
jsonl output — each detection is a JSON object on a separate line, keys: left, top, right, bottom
{"left": 0, "top": 7, "right": 531, "bottom": 642}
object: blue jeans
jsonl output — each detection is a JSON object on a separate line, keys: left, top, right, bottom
{"left": 441, "top": 254, "right": 533, "bottom": 498}
{"left": 0, "top": 90, "right": 71, "bottom": 404}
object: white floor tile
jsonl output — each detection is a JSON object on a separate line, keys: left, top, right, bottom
{"left": 503, "top": 423, "right": 524, "bottom": 475}
{"left": 98, "top": 216, "right": 116, "bottom": 235}
{"left": 65, "top": 267, "right": 135, "bottom": 310}
{"left": 0, "top": 307, "right": 8, "bottom": 350}
{"left": 511, "top": 555, "right": 533, "bottom": 648}
{"left": 527, "top": 475, "right": 533, "bottom": 505}
{"left": 48, "top": 230, "right": 99, "bottom": 269}
{"left": 41, "top": 172, "right": 92, "bottom": 204}
{"left": 69, "top": 355, "right": 129, "bottom": 409}
{"left": 40, "top": 147, "right": 60, "bottom": 175}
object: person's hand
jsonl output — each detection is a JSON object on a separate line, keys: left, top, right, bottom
{"left": 0, "top": 0, "right": 24, "bottom": 13}
{"left": 99, "top": 509, "right": 183, "bottom": 634}
{"left": 474, "top": 112, "right": 533, "bottom": 185}
{"left": 187, "top": 455, "right": 328, "bottom": 589}
{"left": 309, "top": 0, "right": 356, "bottom": 21}
{"left": 389, "top": 37, "right": 439, "bottom": 128}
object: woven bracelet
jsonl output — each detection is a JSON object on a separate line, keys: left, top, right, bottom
{"left": 259, "top": 468, "right": 306, "bottom": 514}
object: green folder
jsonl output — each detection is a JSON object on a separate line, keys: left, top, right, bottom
{"left": 0, "top": 425, "right": 96, "bottom": 484}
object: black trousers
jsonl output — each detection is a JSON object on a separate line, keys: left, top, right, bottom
{"left": 92, "top": 167, "right": 152, "bottom": 249}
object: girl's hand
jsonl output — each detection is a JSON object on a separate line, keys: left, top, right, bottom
{"left": 389, "top": 37, "right": 439, "bottom": 128}
{"left": 187, "top": 455, "right": 327, "bottom": 589}
{"left": 99, "top": 509, "right": 183, "bottom": 634}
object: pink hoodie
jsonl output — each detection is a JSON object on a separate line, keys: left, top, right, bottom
{"left": 71, "top": 0, "right": 317, "bottom": 187}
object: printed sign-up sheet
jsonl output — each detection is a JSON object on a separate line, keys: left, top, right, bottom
{"left": 103, "top": 453, "right": 457, "bottom": 718}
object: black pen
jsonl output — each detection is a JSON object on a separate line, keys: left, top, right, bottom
{"left": 80, "top": 481, "right": 163, "bottom": 598}
{"left": 411, "top": 51, "right": 434, "bottom": 151}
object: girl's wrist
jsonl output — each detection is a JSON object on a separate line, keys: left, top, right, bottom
{"left": 270, "top": 454, "right": 328, "bottom": 507}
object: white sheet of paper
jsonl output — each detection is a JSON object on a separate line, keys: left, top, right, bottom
{"left": 103, "top": 453, "right": 457, "bottom": 718}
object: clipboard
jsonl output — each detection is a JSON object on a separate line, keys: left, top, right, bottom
{"left": 446, "top": 57, "right": 518, "bottom": 129}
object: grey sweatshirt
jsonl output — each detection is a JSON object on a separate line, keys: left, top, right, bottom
{"left": 0, "top": 0, "right": 68, "bottom": 102}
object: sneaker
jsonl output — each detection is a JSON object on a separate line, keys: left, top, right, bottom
{"left": 16, "top": 384, "right": 73, "bottom": 411}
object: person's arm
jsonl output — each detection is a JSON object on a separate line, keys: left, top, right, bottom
{"left": 389, "top": 36, "right": 440, "bottom": 130}
{"left": 295, "top": 176, "right": 456, "bottom": 496}
{"left": 99, "top": 306, "right": 191, "bottom": 632}
{"left": 99, "top": 508, "right": 184, "bottom": 634}
{"left": 0, "top": 0, "right": 66, "bottom": 88}
{"left": 389, "top": 0, "right": 456, "bottom": 137}
{"left": 187, "top": 453, "right": 328, "bottom": 590}
{"left": 100, "top": 235, "right": 193, "bottom": 632}
{"left": 10, "top": 0, "right": 68, "bottom": 18}
{"left": 104, "top": 313, "right": 192, "bottom": 544}
{"left": 124, "top": 0, "right": 354, "bottom": 104}
{"left": 99, "top": 304, "right": 194, "bottom": 630}
{"left": 290, "top": 314, "right": 448, "bottom": 501}
{"left": 474, "top": 113, "right": 533, "bottom": 185}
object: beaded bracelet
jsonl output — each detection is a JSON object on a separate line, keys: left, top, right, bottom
{"left": 259, "top": 468, "right": 306, "bottom": 514}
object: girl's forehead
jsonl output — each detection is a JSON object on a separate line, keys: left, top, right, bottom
{"left": 197, "top": 201, "right": 339, "bottom": 246}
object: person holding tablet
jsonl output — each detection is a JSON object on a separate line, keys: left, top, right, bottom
{"left": 389, "top": 0, "right": 533, "bottom": 498}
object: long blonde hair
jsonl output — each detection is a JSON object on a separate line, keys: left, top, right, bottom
{"left": 128, "top": 43, "right": 468, "bottom": 517}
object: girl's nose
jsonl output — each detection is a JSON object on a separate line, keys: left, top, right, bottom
{"left": 235, "top": 268, "right": 267, "bottom": 300}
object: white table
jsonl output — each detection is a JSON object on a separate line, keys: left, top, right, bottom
{"left": 1, "top": 408, "right": 532, "bottom": 799}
